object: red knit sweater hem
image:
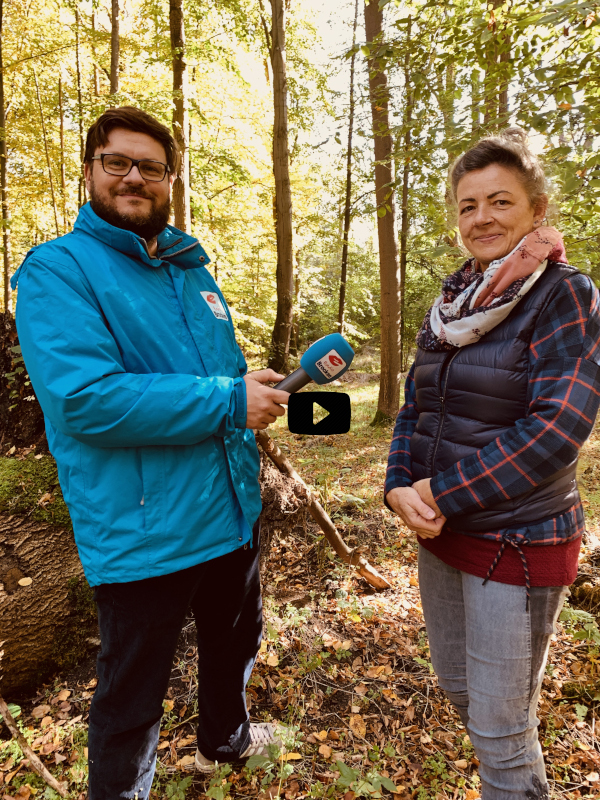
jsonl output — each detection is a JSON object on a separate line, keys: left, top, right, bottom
{"left": 418, "top": 529, "right": 581, "bottom": 587}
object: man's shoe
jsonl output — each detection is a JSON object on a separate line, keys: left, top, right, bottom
{"left": 194, "top": 722, "right": 289, "bottom": 774}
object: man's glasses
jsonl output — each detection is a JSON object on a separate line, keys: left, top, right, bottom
{"left": 91, "top": 153, "right": 170, "bottom": 182}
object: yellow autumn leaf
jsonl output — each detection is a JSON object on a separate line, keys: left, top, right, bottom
{"left": 280, "top": 752, "right": 302, "bottom": 761}
{"left": 175, "top": 754, "right": 196, "bottom": 767}
{"left": 314, "top": 730, "right": 328, "bottom": 741}
{"left": 18, "top": 577, "right": 33, "bottom": 587}
{"left": 454, "top": 759, "right": 468, "bottom": 769}
{"left": 266, "top": 653, "right": 279, "bottom": 667}
{"left": 349, "top": 714, "right": 366, "bottom": 738}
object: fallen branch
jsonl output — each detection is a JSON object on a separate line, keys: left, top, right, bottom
{"left": 256, "top": 430, "right": 391, "bottom": 590}
{"left": 0, "top": 693, "right": 69, "bottom": 797}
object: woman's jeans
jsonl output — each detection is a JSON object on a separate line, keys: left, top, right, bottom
{"left": 418, "top": 545, "right": 568, "bottom": 800}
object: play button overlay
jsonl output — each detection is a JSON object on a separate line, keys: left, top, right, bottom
{"left": 288, "top": 392, "right": 351, "bottom": 435}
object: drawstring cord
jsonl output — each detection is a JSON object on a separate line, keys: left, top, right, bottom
{"left": 483, "top": 533, "right": 531, "bottom": 610}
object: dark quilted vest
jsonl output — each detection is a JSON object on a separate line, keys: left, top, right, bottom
{"left": 411, "top": 261, "right": 580, "bottom": 533}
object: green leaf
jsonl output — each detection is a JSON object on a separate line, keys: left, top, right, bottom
{"left": 7, "top": 703, "right": 21, "bottom": 718}
{"left": 336, "top": 760, "right": 359, "bottom": 788}
{"left": 377, "top": 207, "right": 387, "bottom": 218}
{"left": 246, "top": 754, "right": 271, "bottom": 770}
{"left": 574, "top": 703, "right": 588, "bottom": 722}
{"left": 380, "top": 775, "right": 399, "bottom": 792}
{"left": 361, "top": 45, "right": 370, "bottom": 57}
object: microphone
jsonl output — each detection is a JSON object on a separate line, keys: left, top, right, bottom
{"left": 276, "top": 333, "right": 355, "bottom": 393}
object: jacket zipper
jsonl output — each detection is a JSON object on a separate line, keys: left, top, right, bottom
{"left": 429, "top": 349, "right": 460, "bottom": 474}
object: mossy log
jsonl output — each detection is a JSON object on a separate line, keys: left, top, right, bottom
{"left": 0, "top": 455, "right": 97, "bottom": 700}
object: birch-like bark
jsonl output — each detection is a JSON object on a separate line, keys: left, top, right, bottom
{"left": 364, "top": 0, "right": 401, "bottom": 424}
{"left": 267, "top": 0, "right": 294, "bottom": 373}
{"left": 0, "top": 0, "right": 12, "bottom": 313}
{"left": 110, "top": 0, "right": 120, "bottom": 94}
{"left": 170, "top": 0, "right": 191, "bottom": 233}
{"left": 34, "top": 70, "right": 59, "bottom": 237}
{"left": 338, "top": 0, "right": 359, "bottom": 336}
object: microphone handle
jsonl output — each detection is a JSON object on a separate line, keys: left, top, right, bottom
{"left": 276, "top": 367, "right": 312, "bottom": 393}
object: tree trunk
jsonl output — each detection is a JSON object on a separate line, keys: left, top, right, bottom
{"left": 0, "top": 0, "right": 12, "bottom": 315}
{"left": 34, "top": 70, "right": 60, "bottom": 238}
{"left": 267, "top": 0, "right": 294, "bottom": 374}
{"left": 75, "top": 5, "right": 86, "bottom": 208}
{"left": 170, "top": 0, "right": 191, "bottom": 233}
{"left": 398, "top": 19, "right": 413, "bottom": 372}
{"left": 0, "top": 515, "right": 88, "bottom": 698}
{"left": 338, "top": 0, "right": 359, "bottom": 336}
{"left": 471, "top": 69, "right": 481, "bottom": 133}
{"left": 363, "top": 0, "right": 401, "bottom": 424}
{"left": 92, "top": 10, "right": 100, "bottom": 96}
{"left": 59, "top": 78, "right": 68, "bottom": 233}
{"left": 110, "top": 0, "right": 120, "bottom": 95}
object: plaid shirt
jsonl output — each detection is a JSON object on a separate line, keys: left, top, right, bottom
{"left": 386, "top": 272, "right": 600, "bottom": 545}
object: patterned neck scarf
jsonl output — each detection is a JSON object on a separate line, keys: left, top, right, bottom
{"left": 417, "top": 227, "right": 567, "bottom": 352}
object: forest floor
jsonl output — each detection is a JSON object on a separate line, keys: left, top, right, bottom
{"left": 1, "top": 367, "right": 600, "bottom": 800}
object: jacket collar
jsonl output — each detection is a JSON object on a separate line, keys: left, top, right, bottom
{"left": 73, "top": 202, "right": 209, "bottom": 269}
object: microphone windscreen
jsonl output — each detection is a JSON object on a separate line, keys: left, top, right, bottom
{"left": 300, "top": 333, "right": 354, "bottom": 385}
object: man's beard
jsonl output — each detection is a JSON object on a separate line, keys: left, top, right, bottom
{"left": 89, "top": 179, "right": 171, "bottom": 242}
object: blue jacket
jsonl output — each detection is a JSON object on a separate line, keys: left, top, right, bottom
{"left": 12, "top": 203, "right": 261, "bottom": 586}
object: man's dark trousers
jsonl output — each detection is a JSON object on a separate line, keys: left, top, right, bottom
{"left": 88, "top": 524, "right": 262, "bottom": 800}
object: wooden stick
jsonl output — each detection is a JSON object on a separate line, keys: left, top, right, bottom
{"left": 0, "top": 693, "right": 68, "bottom": 797}
{"left": 256, "top": 430, "right": 391, "bottom": 590}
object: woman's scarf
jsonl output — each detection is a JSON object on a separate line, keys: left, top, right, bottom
{"left": 417, "top": 227, "right": 566, "bottom": 352}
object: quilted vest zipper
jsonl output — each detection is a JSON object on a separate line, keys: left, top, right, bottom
{"left": 429, "top": 349, "right": 460, "bottom": 473}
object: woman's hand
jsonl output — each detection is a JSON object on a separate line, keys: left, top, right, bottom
{"left": 386, "top": 486, "right": 446, "bottom": 539}
{"left": 411, "top": 478, "right": 443, "bottom": 518}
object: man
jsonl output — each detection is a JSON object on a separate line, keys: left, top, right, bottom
{"left": 12, "top": 106, "right": 290, "bottom": 799}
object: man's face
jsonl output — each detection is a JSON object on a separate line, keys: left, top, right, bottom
{"left": 84, "top": 127, "right": 175, "bottom": 241}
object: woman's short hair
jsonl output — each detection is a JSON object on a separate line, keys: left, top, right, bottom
{"left": 450, "top": 128, "right": 547, "bottom": 208}
{"left": 84, "top": 106, "right": 180, "bottom": 174}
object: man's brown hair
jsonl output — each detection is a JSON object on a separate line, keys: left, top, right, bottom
{"left": 84, "top": 106, "right": 180, "bottom": 174}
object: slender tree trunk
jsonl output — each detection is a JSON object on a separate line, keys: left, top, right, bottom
{"left": 75, "top": 5, "right": 86, "bottom": 207}
{"left": 110, "top": 0, "right": 120, "bottom": 95}
{"left": 34, "top": 71, "right": 59, "bottom": 238}
{"left": 0, "top": 0, "right": 12, "bottom": 314}
{"left": 498, "top": 30, "right": 511, "bottom": 121}
{"left": 483, "top": 0, "right": 504, "bottom": 127}
{"left": 471, "top": 69, "right": 481, "bottom": 133}
{"left": 59, "top": 79, "right": 67, "bottom": 233}
{"left": 170, "top": 0, "right": 191, "bottom": 233}
{"left": 398, "top": 18, "right": 413, "bottom": 372}
{"left": 338, "top": 0, "right": 359, "bottom": 336}
{"left": 267, "top": 0, "right": 294, "bottom": 373}
{"left": 364, "top": 0, "right": 401, "bottom": 425}
{"left": 92, "top": 10, "right": 100, "bottom": 96}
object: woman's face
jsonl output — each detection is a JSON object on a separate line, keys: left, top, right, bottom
{"left": 456, "top": 163, "right": 548, "bottom": 268}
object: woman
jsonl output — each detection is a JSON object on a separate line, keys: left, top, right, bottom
{"left": 385, "top": 129, "right": 600, "bottom": 800}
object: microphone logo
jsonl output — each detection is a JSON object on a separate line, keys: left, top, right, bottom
{"left": 315, "top": 349, "right": 347, "bottom": 379}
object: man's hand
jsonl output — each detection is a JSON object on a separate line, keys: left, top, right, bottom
{"left": 385, "top": 486, "right": 445, "bottom": 539}
{"left": 411, "top": 478, "right": 443, "bottom": 518}
{"left": 244, "top": 369, "right": 290, "bottom": 430}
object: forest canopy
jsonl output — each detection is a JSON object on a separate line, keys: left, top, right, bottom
{"left": 0, "top": 0, "right": 599, "bottom": 369}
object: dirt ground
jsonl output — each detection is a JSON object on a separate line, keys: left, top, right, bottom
{"left": 1, "top": 373, "right": 600, "bottom": 799}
